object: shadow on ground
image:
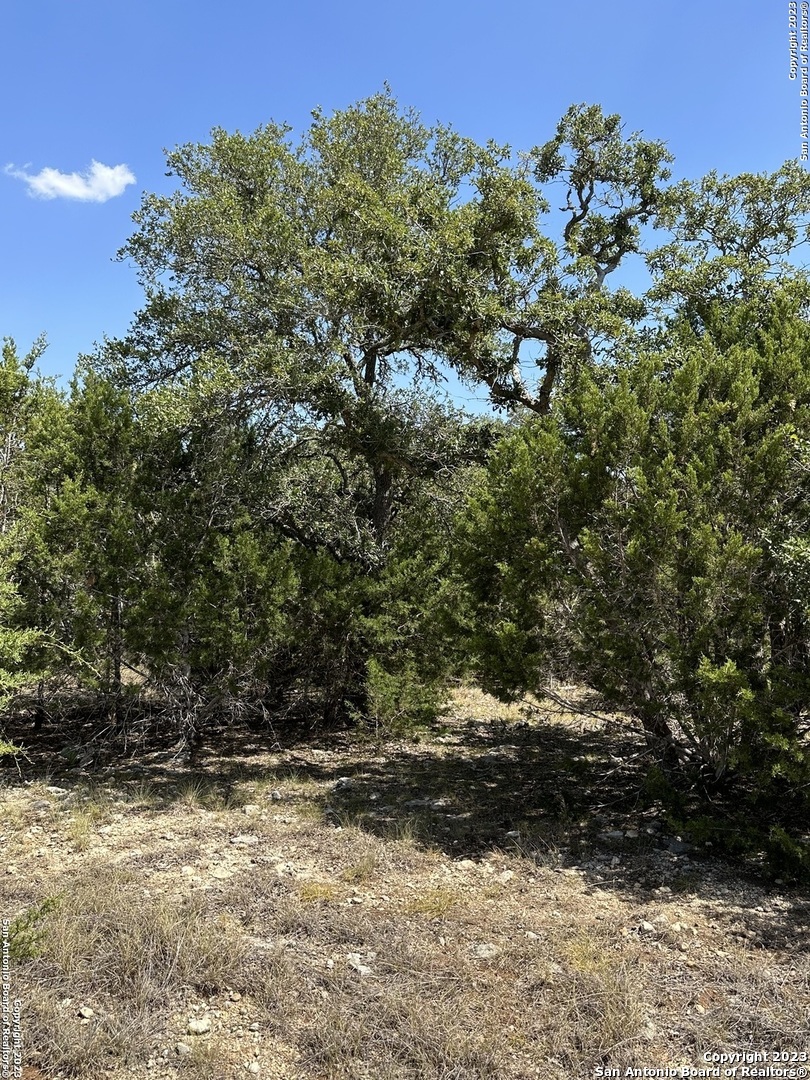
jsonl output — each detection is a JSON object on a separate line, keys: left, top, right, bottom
{"left": 3, "top": 698, "right": 809, "bottom": 950}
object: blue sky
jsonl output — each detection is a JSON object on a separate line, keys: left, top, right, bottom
{"left": 0, "top": 0, "right": 801, "bottom": 384}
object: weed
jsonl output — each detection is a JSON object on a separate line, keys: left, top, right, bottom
{"left": 7, "top": 685, "right": 810, "bottom": 1079}
{"left": 0, "top": 798, "right": 26, "bottom": 833}
{"left": 175, "top": 775, "right": 224, "bottom": 810}
{"left": 402, "top": 887, "right": 461, "bottom": 917}
{"left": 508, "top": 831, "right": 564, "bottom": 868}
{"left": 293, "top": 798, "right": 323, "bottom": 822}
{"left": 65, "top": 790, "right": 111, "bottom": 850}
{"left": 27, "top": 865, "right": 248, "bottom": 1004}
{"left": 339, "top": 851, "right": 378, "bottom": 884}
{"left": 127, "top": 778, "right": 162, "bottom": 808}
{"left": 375, "top": 812, "right": 435, "bottom": 848}
{"left": 19, "top": 988, "right": 150, "bottom": 1079}
{"left": 671, "top": 872, "right": 702, "bottom": 894}
{"left": 66, "top": 809, "right": 95, "bottom": 850}
{"left": 178, "top": 1038, "right": 239, "bottom": 1079}
{"left": 298, "top": 881, "right": 340, "bottom": 903}
{"left": 564, "top": 931, "right": 617, "bottom": 976}
{"left": 549, "top": 936, "right": 646, "bottom": 1070}
{"left": 7, "top": 896, "right": 61, "bottom": 962}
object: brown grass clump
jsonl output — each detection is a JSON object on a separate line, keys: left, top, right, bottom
{"left": 13, "top": 865, "right": 250, "bottom": 1077}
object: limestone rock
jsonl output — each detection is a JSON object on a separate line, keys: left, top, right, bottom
{"left": 471, "top": 943, "right": 499, "bottom": 959}
{"left": 187, "top": 1016, "right": 212, "bottom": 1035}
{"left": 347, "top": 952, "right": 374, "bottom": 976}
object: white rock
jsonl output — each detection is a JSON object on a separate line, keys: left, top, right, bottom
{"left": 230, "top": 834, "right": 259, "bottom": 846}
{"left": 247, "top": 1064, "right": 260, "bottom": 1074}
{"left": 639, "top": 921, "right": 656, "bottom": 934}
{"left": 78, "top": 1006, "right": 94, "bottom": 1019}
{"left": 187, "top": 1016, "right": 212, "bottom": 1035}
{"left": 176, "top": 1043, "right": 192, "bottom": 1055}
{"left": 347, "top": 952, "right": 373, "bottom": 976}
{"left": 471, "top": 943, "right": 499, "bottom": 959}
{"left": 209, "top": 865, "right": 235, "bottom": 879}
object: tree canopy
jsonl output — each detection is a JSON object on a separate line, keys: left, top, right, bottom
{"left": 4, "top": 91, "right": 810, "bottom": 870}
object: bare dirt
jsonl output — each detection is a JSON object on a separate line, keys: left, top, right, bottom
{"left": 2, "top": 688, "right": 808, "bottom": 1079}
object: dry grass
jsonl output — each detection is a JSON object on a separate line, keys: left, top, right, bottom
{"left": 2, "top": 686, "right": 809, "bottom": 1079}
{"left": 12, "top": 866, "right": 251, "bottom": 1077}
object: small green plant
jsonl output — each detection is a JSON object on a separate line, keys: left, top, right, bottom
{"left": 175, "top": 775, "right": 224, "bottom": 809}
{"left": 0, "top": 737, "right": 22, "bottom": 759}
{"left": 339, "top": 852, "right": 378, "bottom": 884}
{"left": 8, "top": 897, "right": 61, "bottom": 962}
{"left": 364, "top": 658, "right": 444, "bottom": 736}
{"left": 642, "top": 765, "right": 684, "bottom": 813}
{"left": 767, "top": 826, "right": 810, "bottom": 881}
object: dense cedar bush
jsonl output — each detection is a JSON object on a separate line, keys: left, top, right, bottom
{"left": 0, "top": 354, "right": 467, "bottom": 732}
{"left": 455, "top": 290, "right": 810, "bottom": 822}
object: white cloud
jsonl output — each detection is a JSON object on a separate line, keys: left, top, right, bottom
{"left": 4, "top": 160, "right": 136, "bottom": 202}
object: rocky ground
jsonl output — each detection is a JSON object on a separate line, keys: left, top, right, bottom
{"left": 2, "top": 688, "right": 809, "bottom": 1079}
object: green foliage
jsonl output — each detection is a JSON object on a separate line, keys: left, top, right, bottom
{"left": 6, "top": 94, "right": 810, "bottom": 776}
{"left": 0, "top": 339, "right": 51, "bottom": 712}
{"left": 456, "top": 288, "right": 810, "bottom": 814}
{"left": 90, "top": 93, "right": 514, "bottom": 724}
{"left": 641, "top": 765, "right": 684, "bottom": 814}
{"left": 363, "top": 658, "right": 444, "bottom": 733}
{"left": 766, "top": 826, "right": 810, "bottom": 880}
{"left": 7, "top": 896, "right": 61, "bottom": 962}
{"left": 0, "top": 737, "right": 22, "bottom": 759}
